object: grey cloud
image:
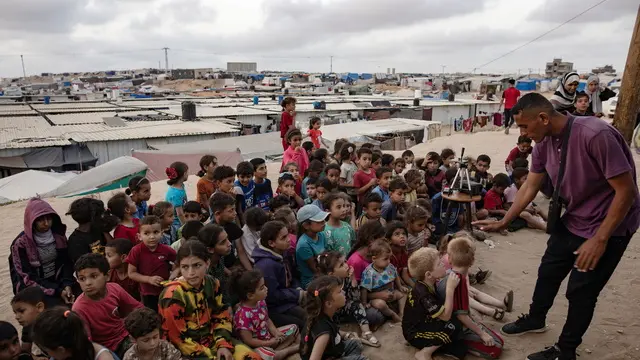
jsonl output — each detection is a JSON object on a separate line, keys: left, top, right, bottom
{"left": 262, "top": 0, "right": 487, "bottom": 35}
{"left": 0, "top": 0, "right": 110, "bottom": 33}
{"left": 528, "top": 0, "right": 638, "bottom": 23}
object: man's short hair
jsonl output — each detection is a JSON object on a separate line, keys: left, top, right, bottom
{"left": 447, "top": 237, "right": 475, "bottom": 268}
{"left": 511, "top": 93, "right": 554, "bottom": 116}
{"left": 408, "top": 247, "right": 440, "bottom": 281}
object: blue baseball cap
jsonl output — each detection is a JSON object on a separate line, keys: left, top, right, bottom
{"left": 297, "top": 204, "right": 329, "bottom": 223}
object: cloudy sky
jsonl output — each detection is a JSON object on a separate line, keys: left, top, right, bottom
{"left": 0, "top": 0, "right": 636, "bottom": 77}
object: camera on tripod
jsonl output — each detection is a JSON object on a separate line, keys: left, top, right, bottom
{"left": 442, "top": 147, "right": 484, "bottom": 197}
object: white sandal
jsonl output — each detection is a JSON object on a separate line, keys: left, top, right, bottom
{"left": 361, "top": 331, "right": 381, "bottom": 347}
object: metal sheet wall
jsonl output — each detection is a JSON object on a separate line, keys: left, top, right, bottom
{"left": 86, "top": 133, "right": 236, "bottom": 165}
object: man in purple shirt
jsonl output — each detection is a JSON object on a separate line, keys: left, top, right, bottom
{"left": 475, "top": 93, "right": 640, "bottom": 360}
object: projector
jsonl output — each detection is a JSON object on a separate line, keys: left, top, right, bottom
{"left": 459, "top": 180, "right": 484, "bottom": 197}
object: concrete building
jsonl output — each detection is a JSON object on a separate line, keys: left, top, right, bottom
{"left": 194, "top": 68, "right": 214, "bottom": 79}
{"left": 545, "top": 58, "right": 574, "bottom": 78}
{"left": 172, "top": 69, "right": 195, "bottom": 80}
{"left": 227, "top": 62, "right": 258, "bottom": 72}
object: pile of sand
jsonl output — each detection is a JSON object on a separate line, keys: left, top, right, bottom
{"left": 0, "top": 130, "right": 637, "bottom": 360}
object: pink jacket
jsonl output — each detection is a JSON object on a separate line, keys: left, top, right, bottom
{"left": 281, "top": 146, "right": 309, "bottom": 177}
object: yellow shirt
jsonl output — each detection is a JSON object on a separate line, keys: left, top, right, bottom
{"left": 405, "top": 189, "right": 418, "bottom": 204}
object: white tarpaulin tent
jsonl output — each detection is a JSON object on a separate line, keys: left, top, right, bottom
{"left": 320, "top": 118, "right": 440, "bottom": 145}
{"left": 43, "top": 156, "right": 148, "bottom": 198}
{"left": 0, "top": 170, "right": 77, "bottom": 204}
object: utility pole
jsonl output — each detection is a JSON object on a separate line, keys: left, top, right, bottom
{"left": 20, "top": 55, "right": 26, "bottom": 78}
{"left": 330, "top": 56, "right": 333, "bottom": 73}
{"left": 613, "top": 5, "right": 640, "bottom": 144}
{"left": 162, "top": 47, "right": 170, "bottom": 74}
{"left": 441, "top": 65, "right": 446, "bottom": 77}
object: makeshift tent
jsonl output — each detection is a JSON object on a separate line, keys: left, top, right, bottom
{"left": 515, "top": 80, "right": 536, "bottom": 91}
{"left": 0, "top": 144, "right": 97, "bottom": 177}
{"left": 43, "top": 156, "right": 147, "bottom": 198}
{"left": 0, "top": 170, "right": 77, "bottom": 204}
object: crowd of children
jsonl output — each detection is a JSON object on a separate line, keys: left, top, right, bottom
{"left": 3, "top": 111, "right": 547, "bottom": 360}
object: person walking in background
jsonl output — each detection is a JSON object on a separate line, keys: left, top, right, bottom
{"left": 499, "top": 79, "right": 520, "bottom": 135}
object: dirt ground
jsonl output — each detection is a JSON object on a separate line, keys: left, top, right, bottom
{"left": 0, "top": 129, "right": 638, "bottom": 360}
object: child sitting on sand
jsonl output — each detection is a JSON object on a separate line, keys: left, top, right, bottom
{"left": 436, "top": 237, "right": 504, "bottom": 358}
{"left": 505, "top": 136, "right": 532, "bottom": 175}
{"left": 317, "top": 251, "right": 382, "bottom": 347}
{"left": 300, "top": 276, "right": 369, "bottom": 360}
{"left": 403, "top": 247, "right": 463, "bottom": 360}
{"left": 231, "top": 269, "right": 300, "bottom": 360}
{"left": 439, "top": 233, "right": 513, "bottom": 320}
{"left": 123, "top": 307, "right": 182, "bottom": 360}
{"left": 504, "top": 168, "right": 547, "bottom": 231}
{"left": 359, "top": 240, "right": 408, "bottom": 323}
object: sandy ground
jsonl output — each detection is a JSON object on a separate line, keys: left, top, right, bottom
{"left": 0, "top": 128, "right": 638, "bottom": 360}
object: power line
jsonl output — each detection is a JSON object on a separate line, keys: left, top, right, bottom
{"left": 472, "top": 0, "right": 611, "bottom": 71}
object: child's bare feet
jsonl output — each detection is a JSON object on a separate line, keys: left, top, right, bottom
{"left": 414, "top": 346, "right": 438, "bottom": 360}
{"left": 391, "top": 312, "right": 402, "bottom": 323}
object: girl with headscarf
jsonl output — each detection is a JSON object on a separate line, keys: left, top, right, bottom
{"left": 550, "top": 71, "right": 580, "bottom": 113}
{"left": 585, "top": 75, "right": 617, "bottom": 117}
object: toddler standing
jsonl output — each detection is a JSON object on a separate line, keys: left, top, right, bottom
{"left": 127, "top": 216, "right": 177, "bottom": 311}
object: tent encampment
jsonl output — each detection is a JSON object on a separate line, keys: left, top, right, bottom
{"left": 0, "top": 170, "right": 77, "bottom": 204}
{"left": 43, "top": 156, "right": 148, "bottom": 198}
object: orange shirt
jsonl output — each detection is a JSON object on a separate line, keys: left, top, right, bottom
{"left": 196, "top": 177, "right": 215, "bottom": 209}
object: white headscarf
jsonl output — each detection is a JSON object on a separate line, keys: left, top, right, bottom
{"left": 585, "top": 75, "right": 602, "bottom": 113}
{"left": 550, "top": 72, "right": 579, "bottom": 111}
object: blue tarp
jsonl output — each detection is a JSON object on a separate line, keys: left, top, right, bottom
{"left": 516, "top": 80, "right": 536, "bottom": 91}
{"left": 361, "top": 73, "right": 373, "bottom": 80}
{"left": 248, "top": 74, "right": 265, "bottom": 81}
{"left": 577, "top": 81, "right": 587, "bottom": 92}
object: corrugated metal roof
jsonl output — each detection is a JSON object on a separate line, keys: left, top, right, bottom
{"left": 31, "top": 102, "right": 119, "bottom": 110}
{"left": 61, "top": 120, "right": 239, "bottom": 142}
{"left": 162, "top": 106, "right": 277, "bottom": 118}
{"left": 0, "top": 116, "right": 50, "bottom": 130}
{"left": 46, "top": 111, "right": 169, "bottom": 125}
{"left": 0, "top": 105, "right": 32, "bottom": 111}
{"left": 0, "top": 109, "right": 38, "bottom": 116}
{"left": 0, "top": 127, "right": 71, "bottom": 148}
{"left": 35, "top": 107, "right": 135, "bottom": 114}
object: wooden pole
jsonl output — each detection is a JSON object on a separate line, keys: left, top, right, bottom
{"left": 613, "top": 5, "right": 640, "bottom": 144}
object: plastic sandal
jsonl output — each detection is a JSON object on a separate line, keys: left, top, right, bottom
{"left": 361, "top": 331, "right": 381, "bottom": 348}
{"left": 493, "top": 308, "right": 505, "bottom": 321}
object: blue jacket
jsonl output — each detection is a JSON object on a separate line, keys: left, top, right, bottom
{"left": 252, "top": 245, "right": 301, "bottom": 314}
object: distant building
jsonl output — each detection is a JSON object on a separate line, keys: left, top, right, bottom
{"left": 591, "top": 65, "right": 616, "bottom": 74}
{"left": 194, "top": 68, "right": 214, "bottom": 79}
{"left": 545, "top": 58, "right": 574, "bottom": 78}
{"left": 172, "top": 69, "right": 195, "bottom": 80}
{"left": 227, "top": 62, "right": 257, "bottom": 73}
